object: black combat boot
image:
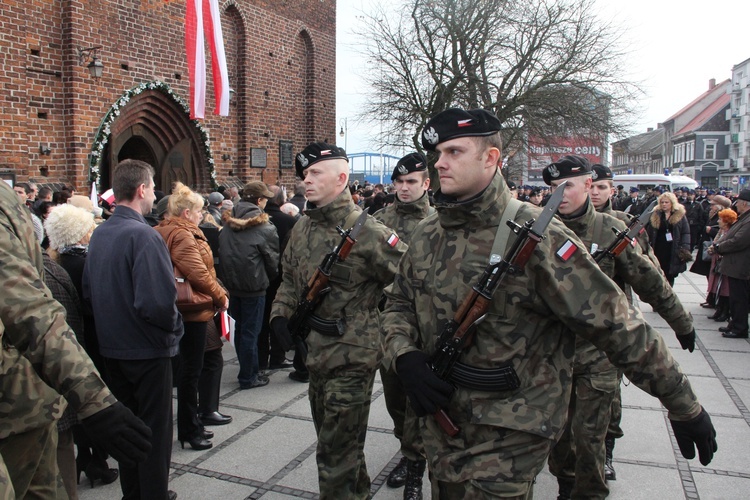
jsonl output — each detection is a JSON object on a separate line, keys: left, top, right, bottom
{"left": 557, "top": 477, "right": 574, "bottom": 500}
{"left": 403, "top": 459, "right": 426, "bottom": 500}
{"left": 605, "top": 435, "right": 616, "bottom": 481}
{"left": 386, "top": 457, "right": 408, "bottom": 488}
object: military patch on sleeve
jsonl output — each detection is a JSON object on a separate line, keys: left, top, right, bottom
{"left": 387, "top": 233, "right": 400, "bottom": 247}
{"left": 556, "top": 239, "right": 578, "bottom": 261}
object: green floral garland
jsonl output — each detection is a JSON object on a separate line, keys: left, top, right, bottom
{"left": 88, "top": 80, "right": 217, "bottom": 189}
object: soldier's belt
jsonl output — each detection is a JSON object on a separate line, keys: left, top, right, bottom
{"left": 448, "top": 362, "right": 521, "bottom": 392}
{"left": 305, "top": 315, "right": 345, "bottom": 337}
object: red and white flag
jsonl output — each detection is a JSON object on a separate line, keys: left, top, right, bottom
{"left": 185, "top": 0, "right": 229, "bottom": 119}
{"left": 556, "top": 239, "right": 578, "bottom": 262}
{"left": 220, "top": 310, "right": 235, "bottom": 346}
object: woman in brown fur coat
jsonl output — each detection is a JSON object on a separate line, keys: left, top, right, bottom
{"left": 647, "top": 191, "right": 691, "bottom": 286}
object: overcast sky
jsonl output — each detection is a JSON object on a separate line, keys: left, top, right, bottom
{"left": 336, "top": 0, "right": 750, "bottom": 157}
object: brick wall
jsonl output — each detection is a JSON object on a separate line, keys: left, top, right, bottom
{"left": 0, "top": 0, "right": 337, "bottom": 193}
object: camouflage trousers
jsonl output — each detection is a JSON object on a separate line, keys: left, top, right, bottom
{"left": 379, "top": 365, "right": 425, "bottom": 461}
{"left": 432, "top": 476, "right": 534, "bottom": 499}
{"left": 0, "top": 422, "right": 67, "bottom": 499}
{"left": 548, "top": 368, "right": 618, "bottom": 500}
{"left": 606, "top": 370, "right": 624, "bottom": 439}
{"left": 309, "top": 370, "right": 376, "bottom": 500}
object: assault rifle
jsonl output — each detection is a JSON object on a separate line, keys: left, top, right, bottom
{"left": 429, "top": 182, "right": 567, "bottom": 436}
{"left": 286, "top": 209, "right": 370, "bottom": 360}
{"left": 593, "top": 200, "right": 657, "bottom": 264}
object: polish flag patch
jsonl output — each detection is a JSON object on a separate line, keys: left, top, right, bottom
{"left": 387, "top": 233, "right": 400, "bottom": 247}
{"left": 457, "top": 119, "right": 474, "bottom": 127}
{"left": 556, "top": 239, "right": 578, "bottom": 261}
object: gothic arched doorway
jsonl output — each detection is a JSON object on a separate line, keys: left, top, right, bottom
{"left": 90, "top": 82, "right": 215, "bottom": 193}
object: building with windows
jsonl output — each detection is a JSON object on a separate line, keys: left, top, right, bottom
{"left": 728, "top": 57, "right": 750, "bottom": 188}
{"left": 611, "top": 127, "right": 664, "bottom": 175}
{"left": 612, "top": 79, "right": 732, "bottom": 187}
{"left": 671, "top": 92, "right": 730, "bottom": 188}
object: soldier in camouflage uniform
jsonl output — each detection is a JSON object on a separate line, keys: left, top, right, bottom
{"left": 543, "top": 157, "right": 696, "bottom": 500}
{"left": 270, "top": 142, "right": 407, "bottom": 499}
{"left": 0, "top": 181, "right": 151, "bottom": 498}
{"left": 374, "top": 152, "right": 434, "bottom": 499}
{"left": 381, "top": 108, "right": 716, "bottom": 499}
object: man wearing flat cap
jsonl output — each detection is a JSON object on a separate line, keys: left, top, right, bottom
{"left": 219, "top": 181, "right": 280, "bottom": 390}
{"left": 543, "top": 156, "right": 696, "bottom": 499}
{"left": 271, "top": 141, "right": 406, "bottom": 499}
{"left": 380, "top": 108, "right": 716, "bottom": 498}
{"left": 710, "top": 188, "right": 750, "bottom": 338}
{"left": 373, "top": 152, "right": 433, "bottom": 496}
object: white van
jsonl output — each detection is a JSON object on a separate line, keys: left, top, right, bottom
{"left": 612, "top": 174, "right": 698, "bottom": 193}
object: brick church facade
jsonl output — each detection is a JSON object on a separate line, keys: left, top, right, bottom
{"left": 0, "top": 0, "right": 337, "bottom": 194}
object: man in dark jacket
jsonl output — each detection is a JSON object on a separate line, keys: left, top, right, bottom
{"left": 259, "top": 185, "right": 298, "bottom": 373}
{"left": 684, "top": 190, "right": 707, "bottom": 250}
{"left": 219, "top": 181, "right": 280, "bottom": 389}
{"left": 712, "top": 189, "right": 750, "bottom": 338}
{"left": 84, "top": 159, "right": 183, "bottom": 500}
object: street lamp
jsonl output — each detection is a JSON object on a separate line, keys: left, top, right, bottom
{"left": 339, "top": 118, "right": 348, "bottom": 152}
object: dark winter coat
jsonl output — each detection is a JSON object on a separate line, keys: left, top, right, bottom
{"left": 714, "top": 209, "right": 750, "bottom": 280}
{"left": 219, "top": 201, "right": 280, "bottom": 297}
{"left": 647, "top": 204, "right": 690, "bottom": 277}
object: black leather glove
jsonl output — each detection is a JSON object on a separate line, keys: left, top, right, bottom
{"left": 82, "top": 402, "right": 152, "bottom": 467}
{"left": 670, "top": 407, "right": 717, "bottom": 466}
{"left": 677, "top": 329, "right": 696, "bottom": 353}
{"left": 271, "top": 317, "right": 294, "bottom": 352}
{"left": 395, "top": 351, "right": 454, "bottom": 417}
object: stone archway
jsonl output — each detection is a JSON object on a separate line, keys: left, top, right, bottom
{"left": 93, "top": 83, "right": 213, "bottom": 193}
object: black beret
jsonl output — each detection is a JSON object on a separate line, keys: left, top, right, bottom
{"left": 421, "top": 108, "right": 501, "bottom": 151}
{"left": 507, "top": 180, "right": 517, "bottom": 190}
{"left": 295, "top": 141, "right": 348, "bottom": 179}
{"left": 542, "top": 155, "right": 592, "bottom": 185}
{"left": 391, "top": 152, "right": 428, "bottom": 181}
{"left": 591, "top": 163, "right": 613, "bottom": 182}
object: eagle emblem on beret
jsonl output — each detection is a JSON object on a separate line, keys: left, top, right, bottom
{"left": 297, "top": 153, "right": 309, "bottom": 167}
{"left": 548, "top": 165, "right": 560, "bottom": 178}
{"left": 592, "top": 169, "right": 598, "bottom": 180}
{"left": 397, "top": 165, "right": 409, "bottom": 175}
{"left": 423, "top": 127, "right": 439, "bottom": 145}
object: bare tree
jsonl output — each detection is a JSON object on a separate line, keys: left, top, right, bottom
{"left": 357, "top": 0, "right": 641, "bottom": 176}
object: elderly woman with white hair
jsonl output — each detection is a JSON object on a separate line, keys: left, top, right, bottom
{"left": 44, "top": 203, "right": 119, "bottom": 489}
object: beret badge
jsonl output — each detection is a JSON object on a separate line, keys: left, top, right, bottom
{"left": 297, "top": 153, "right": 309, "bottom": 168}
{"left": 548, "top": 165, "right": 560, "bottom": 178}
{"left": 423, "top": 127, "right": 439, "bottom": 145}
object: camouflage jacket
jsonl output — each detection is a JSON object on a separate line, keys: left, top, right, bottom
{"left": 562, "top": 200, "right": 694, "bottom": 371}
{"left": 381, "top": 172, "right": 701, "bottom": 483}
{"left": 0, "top": 182, "right": 114, "bottom": 439}
{"left": 373, "top": 193, "right": 434, "bottom": 246}
{"left": 271, "top": 188, "right": 407, "bottom": 375}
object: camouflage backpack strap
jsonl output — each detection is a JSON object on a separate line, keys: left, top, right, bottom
{"left": 489, "top": 198, "right": 523, "bottom": 263}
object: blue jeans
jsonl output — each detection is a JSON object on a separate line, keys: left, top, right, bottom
{"left": 230, "top": 295, "right": 265, "bottom": 385}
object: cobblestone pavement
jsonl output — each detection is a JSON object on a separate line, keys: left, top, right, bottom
{"left": 78, "top": 271, "right": 750, "bottom": 499}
